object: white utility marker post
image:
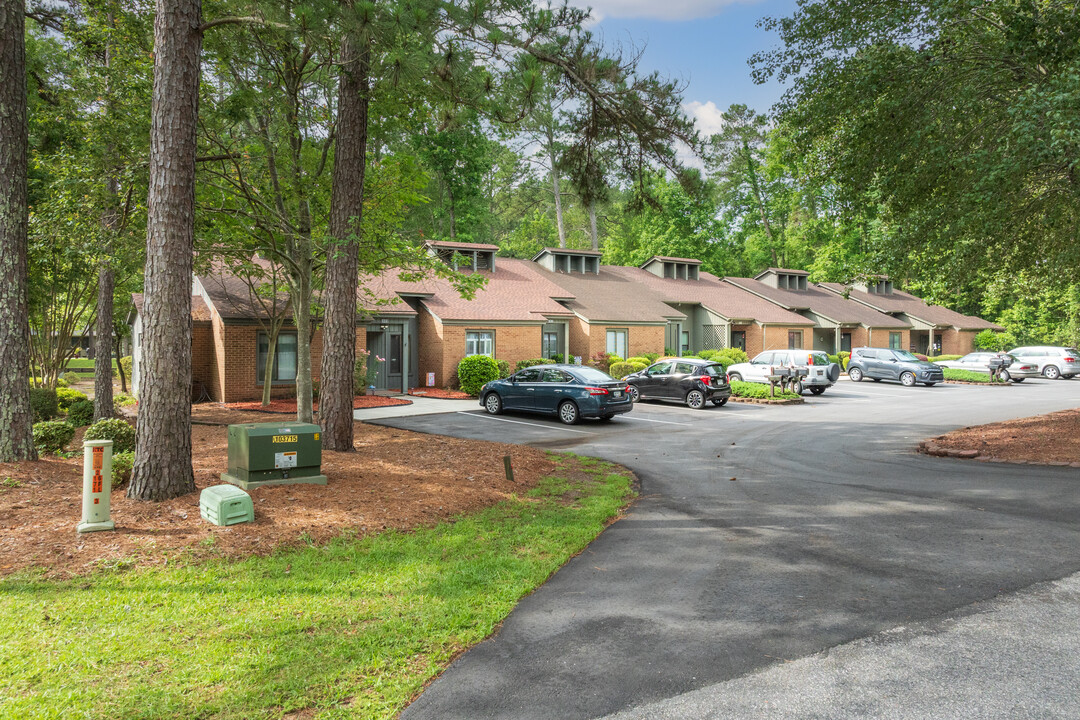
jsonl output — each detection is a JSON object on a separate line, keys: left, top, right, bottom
{"left": 78, "top": 439, "right": 115, "bottom": 533}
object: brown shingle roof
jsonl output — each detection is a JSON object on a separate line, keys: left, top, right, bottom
{"left": 425, "top": 240, "right": 499, "bottom": 252}
{"left": 365, "top": 258, "right": 575, "bottom": 322}
{"left": 604, "top": 266, "right": 814, "bottom": 325}
{"left": 643, "top": 255, "right": 703, "bottom": 265}
{"left": 539, "top": 266, "right": 685, "bottom": 324}
{"left": 818, "top": 283, "right": 1003, "bottom": 330}
{"left": 758, "top": 267, "right": 809, "bottom": 277}
{"left": 724, "top": 277, "right": 910, "bottom": 328}
{"left": 534, "top": 247, "right": 603, "bottom": 258}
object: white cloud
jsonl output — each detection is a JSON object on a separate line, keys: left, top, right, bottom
{"left": 684, "top": 100, "right": 725, "bottom": 138}
{"left": 581, "top": 0, "right": 749, "bottom": 21}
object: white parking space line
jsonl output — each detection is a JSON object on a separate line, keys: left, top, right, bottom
{"left": 457, "top": 412, "right": 595, "bottom": 435}
{"left": 620, "top": 416, "right": 692, "bottom": 426}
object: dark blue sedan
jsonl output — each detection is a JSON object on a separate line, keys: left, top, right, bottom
{"left": 479, "top": 364, "right": 633, "bottom": 424}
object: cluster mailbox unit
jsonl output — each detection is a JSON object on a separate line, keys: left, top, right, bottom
{"left": 221, "top": 422, "right": 329, "bottom": 490}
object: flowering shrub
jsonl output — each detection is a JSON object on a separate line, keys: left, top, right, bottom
{"left": 354, "top": 349, "right": 385, "bottom": 392}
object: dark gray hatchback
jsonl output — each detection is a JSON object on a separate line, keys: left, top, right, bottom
{"left": 479, "top": 364, "right": 632, "bottom": 424}
{"left": 846, "top": 347, "right": 944, "bottom": 387}
{"left": 623, "top": 357, "right": 732, "bottom": 409}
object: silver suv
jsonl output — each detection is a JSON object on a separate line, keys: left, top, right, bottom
{"left": 725, "top": 349, "right": 840, "bottom": 395}
{"left": 1007, "top": 346, "right": 1080, "bottom": 380}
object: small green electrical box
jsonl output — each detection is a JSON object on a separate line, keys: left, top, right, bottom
{"left": 221, "top": 422, "right": 328, "bottom": 490}
{"left": 200, "top": 484, "right": 254, "bottom": 526}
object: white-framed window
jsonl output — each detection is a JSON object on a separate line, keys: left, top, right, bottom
{"left": 466, "top": 331, "right": 494, "bottom": 357}
{"left": 606, "top": 329, "right": 628, "bottom": 358}
{"left": 257, "top": 331, "right": 298, "bottom": 383}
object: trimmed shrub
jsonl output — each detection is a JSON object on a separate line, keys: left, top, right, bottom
{"left": 29, "top": 388, "right": 58, "bottom": 422}
{"left": 111, "top": 451, "right": 135, "bottom": 488}
{"left": 729, "top": 381, "right": 800, "bottom": 400}
{"left": 837, "top": 351, "right": 851, "bottom": 370}
{"left": 608, "top": 361, "right": 647, "bottom": 379}
{"left": 62, "top": 371, "right": 80, "bottom": 386}
{"left": 928, "top": 354, "right": 962, "bottom": 363}
{"left": 33, "top": 420, "right": 76, "bottom": 454}
{"left": 591, "top": 352, "right": 621, "bottom": 373}
{"left": 119, "top": 356, "right": 132, "bottom": 380}
{"left": 495, "top": 359, "right": 512, "bottom": 379}
{"left": 696, "top": 349, "right": 720, "bottom": 361}
{"left": 84, "top": 418, "right": 136, "bottom": 454}
{"left": 548, "top": 353, "right": 565, "bottom": 364}
{"left": 66, "top": 399, "right": 95, "bottom": 428}
{"left": 827, "top": 354, "right": 839, "bottom": 365}
{"left": 113, "top": 392, "right": 137, "bottom": 407}
{"left": 56, "top": 387, "right": 88, "bottom": 409}
{"left": 625, "top": 356, "right": 650, "bottom": 365}
{"left": 457, "top": 355, "right": 500, "bottom": 397}
{"left": 642, "top": 352, "right": 661, "bottom": 364}
{"left": 514, "top": 358, "right": 548, "bottom": 371}
{"left": 55, "top": 377, "right": 69, "bottom": 388}
{"left": 943, "top": 368, "right": 997, "bottom": 383}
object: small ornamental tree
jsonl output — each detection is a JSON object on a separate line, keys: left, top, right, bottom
{"left": 457, "top": 355, "right": 500, "bottom": 397}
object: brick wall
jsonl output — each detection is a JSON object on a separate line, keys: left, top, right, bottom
{"left": 733, "top": 324, "right": 758, "bottom": 357}
{"left": 568, "top": 322, "right": 665, "bottom": 362}
{"left": 416, "top": 311, "right": 546, "bottom": 388}
{"left": 942, "top": 329, "right": 978, "bottom": 356}
{"left": 849, "top": 327, "right": 911, "bottom": 351}
{"left": 192, "top": 322, "right": 214, "bottom": 401}
{"left": 417, "top": 308, "right": 447, "bottom": 387}
{"left": 215, "top": 324, "right": 329, "bottom": 403}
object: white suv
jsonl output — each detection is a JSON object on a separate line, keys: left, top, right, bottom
{"left": 725, "top": 349, "right": 841, "bottom": 395}
{"left": 1007, "top": 346, "right": 1080, "bottom": 379}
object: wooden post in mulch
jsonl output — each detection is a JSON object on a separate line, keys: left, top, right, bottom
{"left": 503, "top": 455, "right": 515, "bottom": 483}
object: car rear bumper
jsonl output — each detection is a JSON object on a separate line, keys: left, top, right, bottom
{"left": 586, "top": 399, "right": 633, "bottom": 418}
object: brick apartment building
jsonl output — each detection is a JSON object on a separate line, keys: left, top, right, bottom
{"left": 129, "top": 242, "right": 1002, "bottom": 401}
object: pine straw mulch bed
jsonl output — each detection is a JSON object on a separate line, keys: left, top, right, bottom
{"left": 408, "top": 388, "right": 472, "bottom": 399}
{"left": 0, "top": 407, "right": 565, "bottom": 579}
{"left": 223, "top": 395, "right": 411, "bottom": 414}
{"left": 920, "top": 408, "right": 1080, "bottom": 466}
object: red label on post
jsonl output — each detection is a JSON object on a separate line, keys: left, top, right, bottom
{"left": 92, "top": 472, "right": 102, "bottom": 494}
{"left": 93, "top": 446, "right": 103, "bottom": 470}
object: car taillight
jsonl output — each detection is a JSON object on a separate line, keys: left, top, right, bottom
{"left": 587, "top": 387, "right": 609, "bottom": 395}
{"left": 1066, "top": 358, "right": 1075, "bottom": 363}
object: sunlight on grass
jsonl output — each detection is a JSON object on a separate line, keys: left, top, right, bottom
{"left": 0, "top": 459, "right": 634, "bottom": 720}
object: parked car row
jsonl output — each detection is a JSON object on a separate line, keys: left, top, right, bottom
{"left": 476, "top": 345, "right": 1080, "bottom": 424}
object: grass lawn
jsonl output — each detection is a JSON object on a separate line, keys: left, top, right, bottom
{"left": 65, "top": 358, "right": 119, "bottom": 369}
{"left": 0, "top": 456, "right": 634, "bottom": 720}
{"left": 942, "top": 368, "right": 1005, "bottom": 384}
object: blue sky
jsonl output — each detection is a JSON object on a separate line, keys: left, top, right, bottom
{"left": 583, "top": 0, "right": 801, "bottom": 137}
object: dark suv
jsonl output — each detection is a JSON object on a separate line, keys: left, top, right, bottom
{"left": 624, "top": 357, "right": 732, "bottom": 409}
{"left": 846, "top": 347, "right": 944, "bottom": 387}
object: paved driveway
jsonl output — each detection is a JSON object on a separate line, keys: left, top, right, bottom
{"left": 381, "top": 379, "right": 1080, "bottom": 719}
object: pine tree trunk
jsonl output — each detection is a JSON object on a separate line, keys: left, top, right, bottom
{"left": 548, "top": 131, "right": 566, "bottom": 248}
{"left": 320, "top": 32, "right": 369, "bottom": 452}
{"left": 93, "top": 262, "right": 115, "bottom": 420}
{"left": 129, "top": 0, "right": 201, "bottom": 501}
{"left": 0, "top": 0, "right": 37, "bottom": 462}
{"left": 589, "top": 202, "right": 599, "bottom": 251}
{"left": 114, "top": 333, "right": 128, "bottom": 394}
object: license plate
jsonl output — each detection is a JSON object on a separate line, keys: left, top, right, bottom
{"left": 613, "top": 390, "right": 622, "bottom": 398}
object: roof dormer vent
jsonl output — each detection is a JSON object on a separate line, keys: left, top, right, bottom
{"left": 532, "top": 247, "right": 602, "bottom": 275}
{"left": 426, "top": 241, "right": 498, "bottom": 272}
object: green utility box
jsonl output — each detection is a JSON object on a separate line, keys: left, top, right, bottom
{"left": 200, "top": 484, "right": 254, "bottom": 526}
{"left": 221, "top": 422, "right": 328, "bottom": 490}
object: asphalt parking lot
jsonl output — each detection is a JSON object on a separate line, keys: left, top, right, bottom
{"left": 386, "top": 377, "right": 1080, "bottom": 719}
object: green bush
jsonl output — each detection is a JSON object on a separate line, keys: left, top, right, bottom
{"left": 548, "top": 353, "right": 565, "bottom": 364}
{"left": 495, "top": 359, "right": 512, "bottom": 379}
{"left": 55, "top": 376, "right": 69, "bottom": 388}
{"left": 32, "top": 420, "right": 76, "bottom": 454}
{"left": 514, "top": 358, "right": 549, "bottom": 371}
{"left": 696, "top": 349, "right": 720, "bottom": 361}
{"left": 56, "top": 387, "right": 88, "bottom": 409}
{"left": 943, "top": 368, "right": 998, "bottom": 383}
{"left": 928, "top": 354, "right": 963, "bottom": 363}
{"left": 63, "top": 371, "right": 81, "bottom": 387}
{"left": 111, "top": 450, "right": 135, "bottom": 488}
{"left": 642, "top": 352, "right": 661, "bottom": 363}
{"left": 29, "top": 388, "right": 59, "bottom": 422}
{"left": 84, "top": 418, "right": 136, "bottom": 454}
{"left": 625, "top": 356, "right": 650, "bottom": 365}
{"left": 113, "top": 392, "right": 137, "bottom": 408}
{"left": 66, "top": 399, "right": 95, "bottom": 428}
{"left": 973, "top": 329, "right": 1016, "bottom": 352}
{"left": 457, "top": 355, "right": 501, "bottom": 397}
{"left": 119, "top": 356, "right": 132, "bottom": 380}
{"left": 837, "top": 351, "right": 851, "bottom": 370}
{"left": 715, "top": 347, "right": 749, "bottom": 365}
{"left": 353, "top": 358, "right": 367, "bottom": 394}
{"left": 729, "top": 380, "right": 800, "bottom": 400}
{"left": 608, "top": 361, "right": 647, "bottom": 379}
